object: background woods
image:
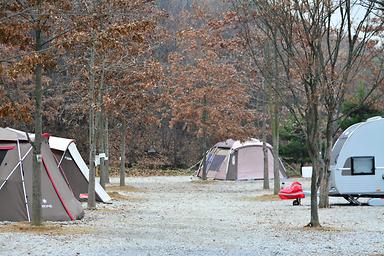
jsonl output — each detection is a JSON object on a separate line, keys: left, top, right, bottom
{"left": 0, "top": 0, "right": 383, "bottom": 226}
{"left": 231, "top": 0, "right": 384, "bottom": 226}
{"left": 1, "top": 1, "right": 383, "bottom": 169}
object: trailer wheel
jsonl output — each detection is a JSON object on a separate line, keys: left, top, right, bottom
{"left": 293, "top": 198, "right": 301, "bottom": 206}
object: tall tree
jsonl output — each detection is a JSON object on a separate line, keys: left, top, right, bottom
{"left": 88, "top": 40, "right": 97, "bottom": 209}
{"left": 167, "top": 6, "right": 256, "bottom": 172}
{"left": 233, "top": 0, "right": 383, "bottom": 226}
{"left": 32, "top": 0, "right": 43, "bottom": 225}
{"left": 59, "top": 0, "right": 162, "bottom": 204}
{"left": 0, "top": 0, "right": 77, "bottom": 225}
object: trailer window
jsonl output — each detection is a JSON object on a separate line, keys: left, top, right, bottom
{"left": 351, "top": 157, "right": 375, "bottom": 175}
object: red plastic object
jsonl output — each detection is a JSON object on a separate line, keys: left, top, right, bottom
{"left": 278, "top": 181, "right": 305, "bottom": 200}
{"left": 79, "top": 193, "right": 88, "bottom": 199}
{"left": 42, "top": 132, "right": 50, "bottom": 139}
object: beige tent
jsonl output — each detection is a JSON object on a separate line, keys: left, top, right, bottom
{"left": 0, "top": 128, "right": 84, "bottom": 221}
{"left": 197, "top": 139, "right": 287, "bottom": 180}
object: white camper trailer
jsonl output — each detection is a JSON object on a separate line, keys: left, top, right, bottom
{"left": 329, "top": 116, "right": 384, "bottom": 204}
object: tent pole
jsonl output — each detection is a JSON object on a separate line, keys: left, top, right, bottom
{"left": 0, "top": 146, "right": 33, "bottom": 191}
{"left": 205, "top": 148, "right": 215, "bottom": 171}
{"left": 17, "top": 140, "right": 31, "bottom": 222}
{"left": 0, "top": 162, "right": 20, "bottom": 191}
{"left": 224, "top": 150, "right": 232, "bottom": 179}
{"left": 52, "top": 151, "right": 73, "bottom": 193}
{"left": 57, "top": 148, "right": 66, "bottom": 167}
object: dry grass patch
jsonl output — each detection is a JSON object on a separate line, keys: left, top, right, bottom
{"left": 108, "top": 191, "right": 144, "bottom": 201}
{"left": 302, "top": 226, "right": 347, "bottom": 233}
{"left": 191, "top": 179, "right": 216, "bottom": 185}
{"left": 106, "top": 185, "right": 144, "bottom": 193}
{"left": 96, "top": 207, "right": 121, "bottom": 212}
{"left": 243, "top": 194, "right": 281, "bottom": 201}
{"left": 0, "top": 222, "right": 92, "bottom": 236}
{"left": 108, "top": 167, "right": 194, "bottom": 177}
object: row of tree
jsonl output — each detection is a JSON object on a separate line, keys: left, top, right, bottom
{"left": 1, "top": 0, "right": 383, "bottom": 227}
{"left": 231, "top": 0, "right": 384, "bottom": 226}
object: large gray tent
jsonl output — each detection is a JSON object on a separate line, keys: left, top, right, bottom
{"left": 7, "top": 128, "right": 111, "bottom": 203}
{"left": 197, "top": 139, "right": 287, "bottom": 180}
{"left": 0, "top": 128, "right": 84, "bottom": 221}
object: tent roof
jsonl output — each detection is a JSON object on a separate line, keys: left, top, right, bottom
{"left": 214, "top": 138, "right": 272, "bottom": 150}
{"left": 0, "top": 128, "right": 28, "bottom": 141}
{"left": 49, "top": 136, "right": 74, "bottom": 152}
{"left": 214, "top": 139, "right": 236, "bottom": 149}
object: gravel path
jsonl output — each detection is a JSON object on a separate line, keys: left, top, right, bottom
{"left": 0, "top": 176, "right": 383, "bottom": 256}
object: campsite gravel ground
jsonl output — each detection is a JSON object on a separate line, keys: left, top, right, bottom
{"left": 0, "top": 176, "right": 383, "bottom": 256}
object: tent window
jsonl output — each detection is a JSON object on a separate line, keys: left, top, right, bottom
{"left": 351, "top": 157, "right": 375, "bottom": 175}
{"left": 208, "top": 155, "right": 226, "bottom": 171}
{"left": 207, "top": 148, "right": 229, "bottom": 171}
{"left": 206, "top": 152, "right": 214, "bottom": 164}
{"left": 0, "top": 150, "right": 8, "bottom": 166}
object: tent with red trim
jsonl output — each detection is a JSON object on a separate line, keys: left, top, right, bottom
{"left": 48, "top": 136, "right": 111, "bottom": 203}
{"left": 6, "top": 128, "right": 110, "bottom": 203}
{"left": 0, "top": 128, "right": 84, "bottom": 221}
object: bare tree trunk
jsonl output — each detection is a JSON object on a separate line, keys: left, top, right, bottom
{"left": 262, "top": 117, "right": 269, "bottom": 189}
{"left": 201, "top": 133, "right": 207, "bottom": 180}
{"left": 98, "top": 112, "right": 106, "bottom": 189}
{"left": 97, "top": 59, "right": 107, "bottom": 189}
{"left": 172, "top": 127, "right": 179, "bottom": 167}
{"left": 309, "top": 156, "right": 321, "bottom": 227}
{"left": 262, "top": 41, "right": 271, "bottom": 190}
{"left": 99, "top": 144, "right": 106, "bottom": 189}
{"left": 272, "top": 102, "right": 280, "bottom": 194}
{"left": 201, "top": 95, "right": 208, "bottom": 180}
{"left": 306, "top": 102, "right": 321, "bottom": 227}
{"left": 32, "top": 11, "right": 42, "bottom": 225}
{"left": 105, "top": 116, "right": 110, "bottom": 183}
{"left": 120, "top": 122, "right": 126, "bottom": 187}
{"left": 319, "top": 114, "right": 334, "bottom": 208}
{"left": 262, "top": 83, "right": 269, "bottom": 189}
{"left": 87, "top": 44, "right": 96, "bottom": 210}
{"left": 272, "top": 41, "right": 280, "bottom": 195}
